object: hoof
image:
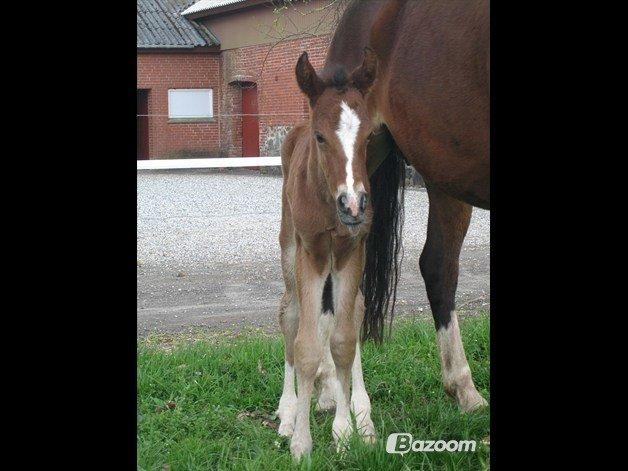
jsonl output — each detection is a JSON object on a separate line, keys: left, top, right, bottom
{"left": 316, "top": 379, "right": 337, "bottom": 412}
{"left": 457, "top": 388, "right": 488, "bottom": 412}
{"left": 355, "top": 419, "right": 376, "bottom": 444}
{"left": 352, "top": 394, "right": 376, "bottom": 443}
{"left": 315, "top": 395, "right": 336, "bottom": 412}
{"left": 332, "top": 416, "right": 354, "bottom": 452}
{"left": 290, "top": 434, "right": 312, "bottom": 459}
{"left": 361, "top": 434, "right": 376, "bottom": 445}
{"left": 276, "top": 399, "right": 297, "bottom": 437}
{"left": 278, "top": 421, "right": 294, "bottom": 437}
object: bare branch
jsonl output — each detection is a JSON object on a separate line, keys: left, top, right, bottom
{"left": 232, "top": 0, "right": 351, "bottom": 87}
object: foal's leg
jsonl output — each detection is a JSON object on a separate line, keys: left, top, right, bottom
{"left": 315, "top": 329, "right": 337, "bottom": 411}
{"left": 290, "top": 244, "right": 329, "bottom": 459}
{"left": 277, "top": 291, "right": 299, "bottom": 436}
{"left": 420, "top": 186, "right": 487, "bottom": 412}
{"left": 329, "top": 247, "right": 362, "bottom": 449}
{"left": 315, "top": 276, "right": 337, "bottom": 412}
{"left": 277, "top": 227, "right": 299, "bottom": 436}
{"left": 350, "top": 293, "right": 376, "bottom": 443}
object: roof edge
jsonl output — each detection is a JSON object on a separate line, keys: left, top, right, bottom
{"left": 183, "top": 0, "right": 269, "bottom": 20}
{"left": 137, "top": 45, "right": 221, "bottom": 53}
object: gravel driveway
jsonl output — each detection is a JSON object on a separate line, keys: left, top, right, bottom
{"left": 137, "top": 170, "right": 490, "bottom": 337}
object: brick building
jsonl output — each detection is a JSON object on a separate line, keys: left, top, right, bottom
{"left": 137, "top": 0, "right": 336, "bottom": 160}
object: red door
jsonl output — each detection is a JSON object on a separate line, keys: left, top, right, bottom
{"left": 137, "top": 90, "right": 149, "bottom": 160}
{"left": 242, "top": 84, "right": 259, "bottom": 157}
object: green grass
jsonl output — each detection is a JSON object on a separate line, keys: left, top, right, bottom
{"left": 138, "top": 314, "right": 490, "bottom": 470}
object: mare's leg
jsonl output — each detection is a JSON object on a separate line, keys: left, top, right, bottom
{"left": 420, "top": 186, "right": 487, "bottom": 411}
{"left": 350, "top": 292, "right": 376, "bottom": 442}
{"left": 290, "top": 241, "right": 329, "bottom": 459}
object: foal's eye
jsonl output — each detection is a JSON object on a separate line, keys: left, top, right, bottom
{"left": 315, "top": 132, "right": 326, "bottom": 144}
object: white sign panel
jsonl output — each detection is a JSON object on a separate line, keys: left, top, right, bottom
{"left": 168, "top": 89, "right": 213, "bottom": 118}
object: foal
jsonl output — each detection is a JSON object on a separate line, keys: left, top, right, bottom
{"left": 276, "top": 49, "right": 380, "bottom": 458}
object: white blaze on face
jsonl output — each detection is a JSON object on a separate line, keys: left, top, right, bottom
{"left": 335, "top": 101, "right": 361, "bottom": 204}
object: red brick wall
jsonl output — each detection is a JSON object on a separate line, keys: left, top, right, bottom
{"left": 137, "top": 52, "right": 221, "bottom": 159}
{"left": 219, "top": 34, "right": 331, "bottom": 157}
{"left": 137, "top": 35, "right": 331, "bottom": 159}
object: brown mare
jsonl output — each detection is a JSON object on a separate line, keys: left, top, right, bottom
{"left": 277, "top": 0, "right": 489, "bottom": 459}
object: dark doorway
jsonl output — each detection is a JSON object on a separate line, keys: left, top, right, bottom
{"left": 241, "top": 84, "right": 259, "bottom": 157}
{"left": 137, "top": 90, "right": 149, "bottom": 160}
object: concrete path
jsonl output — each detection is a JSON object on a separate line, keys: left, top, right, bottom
{"left": 137, "top": 171, "right": 489, "bottom": 337}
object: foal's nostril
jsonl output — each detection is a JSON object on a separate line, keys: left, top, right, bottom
{"left": 337, "top": 194, "right": 350, "bottom": 214}
{"left": 359, "top": 193, "right": 368, "bottom": 212}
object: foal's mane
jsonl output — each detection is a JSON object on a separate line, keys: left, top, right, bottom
{"left": 319, "top": 66, "right": 350, "bottom": 93}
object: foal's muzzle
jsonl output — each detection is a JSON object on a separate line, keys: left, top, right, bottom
{"left": 336, "top": 191, "right": 368, "bottom": 226}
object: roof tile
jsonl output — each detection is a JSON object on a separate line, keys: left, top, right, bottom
{"left": 137, "top": 0, "right": 220, "bottom": 49}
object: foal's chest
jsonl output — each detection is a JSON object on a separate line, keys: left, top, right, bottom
{"left": 330, "top": 232, "right": 366, "bottom": 271}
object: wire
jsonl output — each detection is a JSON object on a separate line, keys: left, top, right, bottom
{"left": 136, "top": 113, "right": 308, "bottom": 117}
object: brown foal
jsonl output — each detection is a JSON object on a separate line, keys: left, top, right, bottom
{"left": 276, "top": 49, "right": 380, "bottom": 458}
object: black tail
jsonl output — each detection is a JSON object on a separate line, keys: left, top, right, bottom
{"left": 361, "top": 140, "right": 406, "bottom": 343}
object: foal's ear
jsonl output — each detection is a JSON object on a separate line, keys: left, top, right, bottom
{"left": 351, "top": 47, "right": 378, "bottom": 95}
{"left": 295, "top": 51, "right": 324, "bottom": 105}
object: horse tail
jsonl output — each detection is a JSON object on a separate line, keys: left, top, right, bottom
{"left": 361, "top": 138, "right": 406, "bottom": 343}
